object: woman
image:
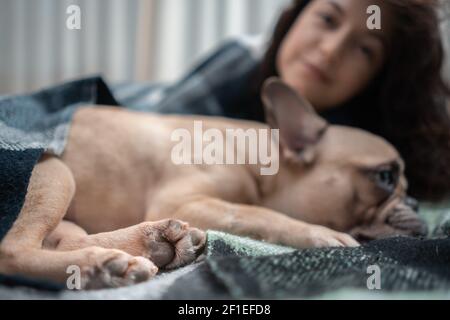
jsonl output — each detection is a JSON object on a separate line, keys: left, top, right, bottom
{"left": 119, "top": 0, "right": 450, "bottom": 201}
{"left": 251, "top": 0, "right": 450, "bottom": 201}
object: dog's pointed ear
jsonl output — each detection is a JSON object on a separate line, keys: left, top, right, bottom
{"left": 261, "top": 77, "right": 328, "bottom": 164}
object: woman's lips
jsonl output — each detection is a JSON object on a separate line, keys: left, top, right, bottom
{"left": 300, "top": 60, "right": 331, "bottom": 83}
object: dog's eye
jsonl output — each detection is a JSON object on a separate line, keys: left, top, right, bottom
{"left": 375, "top": 169, "right": 396, "bottom": 192}
{"left": 364, "top": 162, "right": 401, "bottom": 194}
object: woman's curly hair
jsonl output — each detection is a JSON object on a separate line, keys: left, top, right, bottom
{"left": 254, "top": 0, "right": 450, "bottom": 201}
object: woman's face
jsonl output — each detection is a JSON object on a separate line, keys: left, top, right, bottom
{"left": 277, "top": 0, "right": 393, "bottom": 111}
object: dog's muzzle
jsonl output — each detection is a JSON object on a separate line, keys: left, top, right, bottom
{"left": 350, "top": 196, "right": 428, "bottom": 242}
{"left": 385, "top": 197, "right": 428, "bottom": 237}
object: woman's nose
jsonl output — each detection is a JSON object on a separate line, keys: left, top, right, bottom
{"left": 319, "top": 32, "right": 348, "bottom": 65}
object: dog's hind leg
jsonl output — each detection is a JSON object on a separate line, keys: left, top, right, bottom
{"left": 43, "top": 220, "right": 89, "bottom": 249}
{"left": 0, "top": 155, "right": 157, "bottom": 289}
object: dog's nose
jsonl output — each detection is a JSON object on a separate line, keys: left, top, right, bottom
{"left": 386, "top": 201, "right": 428, "bottom": 237}
{"left": 405, "top": 196, "right": 419, "bottom": 212}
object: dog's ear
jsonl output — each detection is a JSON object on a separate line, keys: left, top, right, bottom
{"left": 261, "top": 77, "right": 328, "bottom": 164}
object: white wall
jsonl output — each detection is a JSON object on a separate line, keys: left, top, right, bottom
{"left": 0, "top": 0, "right": 289, "bottom": 95}
{"left": 0, "top": 0, "right": 448, "bottom": 95}
{"left": 135, "top": 0, "right": 289, "bottom": 82}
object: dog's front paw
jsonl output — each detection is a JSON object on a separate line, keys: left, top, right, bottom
{"left": 301, "top": 225, "right": 360, "bottom": 248}
{"left": 139, "top": 219, "right": 206, "bottom": 269}
{"left": 82, "top": 248, "right": 158, "bottom": 290}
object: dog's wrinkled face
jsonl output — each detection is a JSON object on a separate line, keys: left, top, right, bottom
{"left": 262, "top": 78, "right": 427, "bottom": 242}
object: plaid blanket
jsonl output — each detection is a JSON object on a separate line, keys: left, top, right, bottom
{"left": 201, "top": 229, "right": 450, "bottom": 299}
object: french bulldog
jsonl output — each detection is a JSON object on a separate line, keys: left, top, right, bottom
{"left": 0, "top": 78, "right": 426, "bottom": 289}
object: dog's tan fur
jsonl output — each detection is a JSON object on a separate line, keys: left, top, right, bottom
{"left": 0, "top": 79, "right": 425, "bottom": 289}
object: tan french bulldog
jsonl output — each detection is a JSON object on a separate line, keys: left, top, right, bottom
{"left": 0, "top": 78, "right": 426, "bottom": 289}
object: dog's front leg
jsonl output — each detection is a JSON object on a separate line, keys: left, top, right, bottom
{"left": 150, "top": 196, "right": 359, "bottom": 249}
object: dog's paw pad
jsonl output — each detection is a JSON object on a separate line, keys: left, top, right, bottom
{"left": 83, "top": 250, "right": 157, "bottom": 289}
{"left": 146, "top": 239, "right": 174, "bottom": 267}
{"left": 143, "top": 219, "right": 206, "bottom": 269}
{"left": 165, "top": 227, "right": 206, "bottom": 269}
{"left": 162, "top": 219, "right": 189, "bottom": 242}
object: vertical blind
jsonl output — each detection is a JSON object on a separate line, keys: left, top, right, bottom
{"left": 0, "top": 0, "right": 448, "bottom": 95}
{"left": 0, "top": 0, "right": 289, "bottom": 95}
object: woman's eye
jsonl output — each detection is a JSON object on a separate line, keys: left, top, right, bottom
{"left": 318, "top": 13, "right": 337, "bottom": 28}
{"left": 360, "top": 45, "right": 374, "bottom": 59}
